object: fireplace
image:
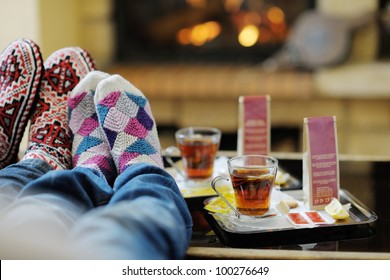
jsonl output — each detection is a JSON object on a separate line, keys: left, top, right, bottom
{"left": 113, "top": 0, "right": 313, "bottom": 64}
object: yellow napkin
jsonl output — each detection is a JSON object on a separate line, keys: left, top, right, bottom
{"left": 204, "top": 191, "right": 236, "bottom": 214}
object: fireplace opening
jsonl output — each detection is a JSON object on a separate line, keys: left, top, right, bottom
{"left": 113, "top": 0, "right": 314, "bottom": 64}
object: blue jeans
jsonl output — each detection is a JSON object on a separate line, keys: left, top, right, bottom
{"left": 0, "top": 159, "right": 192, "bottom": 259}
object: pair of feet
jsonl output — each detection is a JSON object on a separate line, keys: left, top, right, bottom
{"left": 0, "top": 39, "right": 163, "bottom": 184}
{"left": 69, "top": 71, "right": 164, "bottom": 184}
{"left": 0, "top": 38, "right": 94, "bottom": 170}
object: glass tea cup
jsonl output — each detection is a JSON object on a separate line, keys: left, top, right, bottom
{"left": 211, "top": 155, "right": 278, "bottom": 218}
{"left": 165, "top": 127, "right": 221, "bottom": 180}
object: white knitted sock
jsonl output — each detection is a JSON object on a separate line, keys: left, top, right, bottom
{"left": 95, "top": 74, "right": 163, "bottom": 173}
{"left": 68, "top": 70, "right": 117, "bottom": 183}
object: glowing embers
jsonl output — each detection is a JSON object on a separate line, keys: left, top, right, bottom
{"left": 176, "top": 21, "right": 222, "bottom": 46}
{"left": 176, "top": 2, "right": 287, "bottom": 48}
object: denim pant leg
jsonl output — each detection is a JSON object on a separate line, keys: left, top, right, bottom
{"left": 0, "top": 159, "right": 53, "bottom": 209}
{"left": 0, "top": 164, "right": 114, "bottom": 258}
{"left": 70, "top": 163, "right": 193, "bottom": 260}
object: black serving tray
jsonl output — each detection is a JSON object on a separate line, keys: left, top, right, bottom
{"left": 203, "top": 189, "right": 377, "bottom": 248}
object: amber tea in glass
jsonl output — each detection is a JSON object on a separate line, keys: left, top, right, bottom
{"left": 177, "top": 138, "right": 219, "bottom": 179}
{"left": 230, "top": 168, "right": 275, "bottom": 216}
{"left": 211, "top": 155, "right": 278, "bottom": 217}
{"left": 166, "top": 127, "right": 221, "bottom": 180}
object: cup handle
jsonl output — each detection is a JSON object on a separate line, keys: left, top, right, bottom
{"left": 165, "top": 146, "right": 186, "bottom": 179}
{"left": 211, "top": 176, "right": 241, "bottom": 218}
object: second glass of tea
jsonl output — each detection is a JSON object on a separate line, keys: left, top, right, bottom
{"left": 166, "top": 127, "right": 221, "bottom": 180}
{"left": 212, "top": 155, "right": 278, "bottom": 217}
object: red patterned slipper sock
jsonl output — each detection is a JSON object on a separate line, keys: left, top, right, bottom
{"left": 0, "top": 39, "right": 43, "bottom": 168}
{"left": 95, "top": 74, "right": 164, "bottom": 174}
{"left": 23, "top": 47, "right": 95, "bottom": 170}
{"left": 69, "top": 71, "right": 117, "bottom": 184}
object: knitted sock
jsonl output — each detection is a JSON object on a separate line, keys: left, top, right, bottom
{"left": 95, "top": 74, "right": 164, "bottom": 173}
{"left": 23, "top": 47, "right": 95, "bottom": 170}
{"left": 0, "top": 39, "right": 43, "bottom": 168}
{"left": 69, "top": 71, "right": 117, "bottom": 184}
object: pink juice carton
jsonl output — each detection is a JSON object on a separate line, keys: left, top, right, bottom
{"left": 303, "top": 116, "right": 340, "bottom": 210}
{"left": 237, "top": 95, "right": 270, "bottom": 156}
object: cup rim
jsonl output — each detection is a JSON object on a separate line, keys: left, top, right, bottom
{"left": 228, "top": 154, "right": 278, "bottom": 169}
{"left": 175, "top": 126, "right": 221, "bottom": 137}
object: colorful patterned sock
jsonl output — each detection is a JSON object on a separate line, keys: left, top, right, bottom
{"left": 68, "top": 71, "right": 117, "bottom": 184}
{"left": 0, "top": 39, "right": 43, "bottom": 169}
{"left": 23, "top": 47, "right": 95, "bottom": 170}
{"left": 95, "top": 74, "right": 164, "bottom": 173}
